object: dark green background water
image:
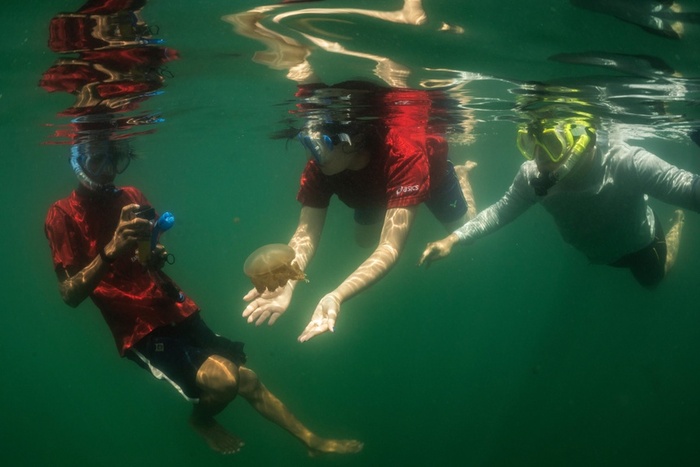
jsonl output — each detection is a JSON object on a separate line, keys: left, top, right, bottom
{"left": 2, "top": 1, "right": 700, "bottom": 466}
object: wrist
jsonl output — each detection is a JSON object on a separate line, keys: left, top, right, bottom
{"left": 99, "top": 247, "right": 116, "bottom": 264}
{"left": 448, "top": 232, "right": 462, "bottom": 246}
{"left": 326, "top": 291, "right": 343, "bottom": 305}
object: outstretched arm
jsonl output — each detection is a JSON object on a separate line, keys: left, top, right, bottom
{"left": 242, "top": 206, "right": 327, "bottom": 326}
{"left": 57, "top": 204, "right": 150, "bottom": 307}
{"left": 631, "top": 147, "right": 700, "bottom": 212}
{"left": 298, "top": 206, "right": 416, "bottom": 342}
{"left": 420, "top": 167, "right": 536, "bottom": 268}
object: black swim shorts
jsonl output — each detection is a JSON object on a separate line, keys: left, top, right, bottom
{"left": 424, "top": 161, "right": 469, "bottom": 224}
{"left": 610, "top": 214, "right": 667, "bottom": 289}
{"left": 126, "top": 314, "right": 247, "bottom": 402}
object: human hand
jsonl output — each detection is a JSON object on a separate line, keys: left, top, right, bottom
{"left": 298, "top": 294, "right": 340, "bottom": 342}
{"left": 242, "top": 283, "right": 294, "bottom": 326}
{"left": 104, "top": 204, "right": 152, "bottom": 259}
{"left": 418, "top": 233, "right": 459, "bottom": 268}
{"left": 148, "top": 244, "right": 170, "bottom": 270}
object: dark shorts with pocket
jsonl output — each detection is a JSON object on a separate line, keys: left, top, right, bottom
{"left": 126, "top": 314, "right": 247, "bottom": 402}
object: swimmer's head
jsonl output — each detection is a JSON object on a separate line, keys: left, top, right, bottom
{"left": 298, "top": 121, "right": 365, "bottom": 175}
{"left": 517, "top": 118, "right": 596, "bottom": 195}
{"left": 71, "top": 138, "right": 134, "bottom": 193}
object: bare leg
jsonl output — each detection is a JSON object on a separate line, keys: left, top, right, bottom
{"left": 237, "top": 366, "right": 363, "bottom": 456}
{"left": 190, "top": 355, "right": 245, "bottom": 454}
{"left": 665, "top": 209, "right": 685, "bottom": 274}
{"left": 454, "top": 160, "right": 478, "bottom": 220}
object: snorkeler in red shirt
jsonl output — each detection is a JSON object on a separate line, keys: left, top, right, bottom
{"left": 45, "top": 134, "right": 363, "bottom": 456}
{"left": 243, "top": 80, "right": 477, "bottom": 342}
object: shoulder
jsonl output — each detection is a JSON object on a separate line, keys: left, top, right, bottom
{"left": 605, "top": 142, "right": 664, "bottom": 172}
{"left": 46, "top": 191, "right": 78, "bottom": 218}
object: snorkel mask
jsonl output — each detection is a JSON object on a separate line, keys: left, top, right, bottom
{"left": 297, "top": 127, "right": 352, "bottom": 165}
{"left": 70, "top": 140, "right": 130, "bottom": 194}
{"left": 516, "top": 119, "right": 594, "bottom": 195}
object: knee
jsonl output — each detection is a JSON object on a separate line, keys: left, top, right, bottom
{"left": 196, "top": 355, "right": 240, "bottom": 401}
{"left": 237, "top": 367, "right": 262, "bottom": 398}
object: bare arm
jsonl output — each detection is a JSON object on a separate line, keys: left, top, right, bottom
{"left": 298, "top": 206, "right": 416, "bottom": 341}
{"left": 331, "top": 206, "right": 415, "bottom": 303}
{"left": 57, "top": 204, "right": 150, "bottom": 307}
{"left": 288, "top": 205, "right": 328, "bottom": 284}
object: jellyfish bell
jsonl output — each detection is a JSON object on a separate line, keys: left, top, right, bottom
{"left": 244, "top": 243, "right": 307, "bottom": 293}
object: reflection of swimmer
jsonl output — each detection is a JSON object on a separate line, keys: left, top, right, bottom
{"left": 546, "top": 51, "right": 700, "bottom": 146}
{"left": 420, "top": 112, "right": 699, "bottom": 289}
{"left": 242, "top": 80, "right": 478, "bottom": 341}
{"left": 223, "top": 0, "right": 463, "bottom": 87}
{"left": 44, "top": 130, "right": 364, "bottom": 456}
{"left": 39, "top": 0, "right": 178, "bottom": 117}
{"left": 548, "top": 51, "right": 679, "bottom": 79}
{"left": 570, "top": 0, "right": 700, "bottom": 40}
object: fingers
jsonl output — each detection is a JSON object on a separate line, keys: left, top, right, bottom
{"left": 243, "top": 298, "right": 283, "bottom": 327}
{"left": 298, "top": 300, "right": 337, "bottom": 342}
{"left": 418, "top": 245, "right": 435, "bottom": 267}
{"left": 243, "top": 302, "right": 265, "bottom": 322}
{"left": 242, "top": 288, "right": 260, "bottom": 302}
{"left": 327, "top": 310, "right": 337, "bottom": 333}
{"left": 298, "top": 320, "right": 329, "bottom": 342}
{"left": 254, "top": 310, "right": 273, "bottom": 326}
{"left": 120, "top": 204, "right": 141, "bottom": 221}
{"left": 268, "top": 312, "right": 282, "bottom": 325}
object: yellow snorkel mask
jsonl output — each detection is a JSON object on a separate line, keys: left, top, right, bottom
{"left": 516, "top": 119, "right": 595, "bottom": 195}
{"left": 516, "top": 119, "right": 593, "bottom": 163}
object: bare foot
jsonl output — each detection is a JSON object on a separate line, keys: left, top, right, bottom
{"left": 189, "top": 416, "right": 245, "bottom": 455}
{"left": 665, "top": 209, "right": 685, "bottom": 274}
{"left": 670, "top": 3, "right": 685, "bottom": 39}
{"left": 307, "top": 437, "right": 364, "bottom": 457}
{"left": 454, "top": 160, "right": 477, "bottom": 176}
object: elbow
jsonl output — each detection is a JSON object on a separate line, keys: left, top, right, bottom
{"left": 62, "top": 294, "right": 81, "bottom": 308}
{"left": 59, "top": 287, "right": 83, "bottom": 308}
{"left": 377, "top": 242, "right": 401, "bottom": 265}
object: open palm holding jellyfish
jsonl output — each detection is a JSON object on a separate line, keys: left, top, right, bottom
{"left": 244, "top": 244, "right": 307, "bottom": 295}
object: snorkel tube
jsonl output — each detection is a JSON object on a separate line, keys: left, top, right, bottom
{"left": 148, "top": 211, "right": 185, "bottom": 303}
{"left": 531, "top": 123, "right": 594, "bottom": 196}
{"left": 550, "top": 128, "right": 592, "bottom": 182}
{"left": 151, "top": 211, "right": 175, "bottom": 250}
{"left": 70, "top": 144, "right": 120, "bottom": 195}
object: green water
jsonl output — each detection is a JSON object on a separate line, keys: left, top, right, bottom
{"left": 2, "top": 1, "right": 700, "bottom": 466}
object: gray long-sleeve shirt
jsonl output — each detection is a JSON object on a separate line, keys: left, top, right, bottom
{"left": 454, "top": 140, "right": 700, "bottom": 264}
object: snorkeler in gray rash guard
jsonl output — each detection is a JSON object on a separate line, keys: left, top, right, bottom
{"left": 420, "top": 115, "right": 699, "bottom": 289}
{"left": 569, "top": 0, "right": 700, "bottom": 39}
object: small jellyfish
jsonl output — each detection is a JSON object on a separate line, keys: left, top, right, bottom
{"left": 244, "top": 243, "right": 307, "bottom": 293}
